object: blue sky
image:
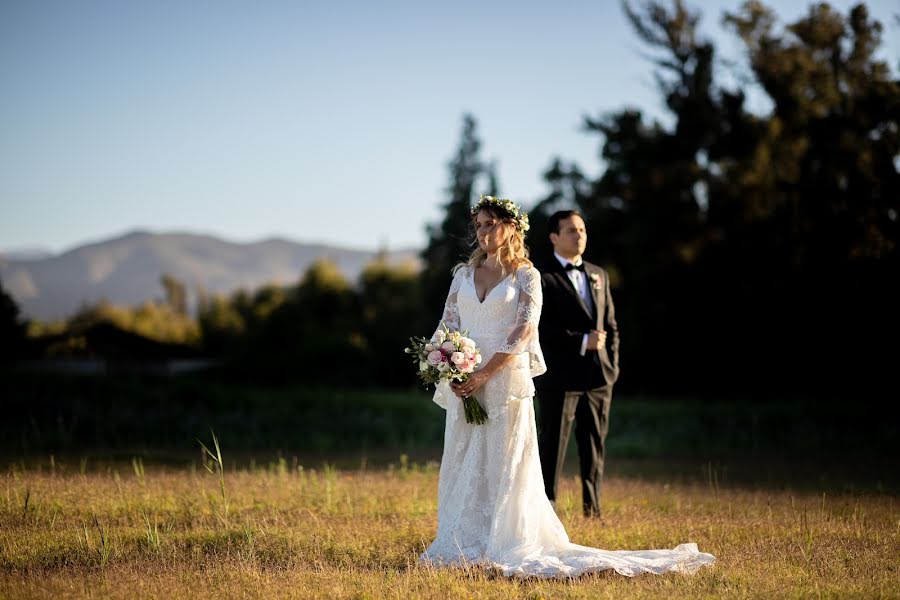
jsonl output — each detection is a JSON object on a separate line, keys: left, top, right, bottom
{"left": 1, "top": 0, "right": 897, "bottom": 254}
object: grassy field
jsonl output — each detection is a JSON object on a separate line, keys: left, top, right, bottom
{"left": 1, "top": 454, "right": 897, "bottom": 599}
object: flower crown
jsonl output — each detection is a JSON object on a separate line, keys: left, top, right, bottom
{"left": 471, "top": 195, "right": 530, "bottom": 234}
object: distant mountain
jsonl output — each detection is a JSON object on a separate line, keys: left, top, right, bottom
{"left": 0, "top": 230, "right": 420, "bottom": 320}
{"left": 0, "top": 247, "right": 53, "bottom": 261}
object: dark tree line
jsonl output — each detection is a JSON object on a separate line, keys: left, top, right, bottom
{"left": 0, "top": 279, "right": 28, "bottom": 365}
{"left": 196, "top": 258, "right": 425, "bottom": 385}
{"left": 528, "top": 1, "right": 899, "bottom": 398}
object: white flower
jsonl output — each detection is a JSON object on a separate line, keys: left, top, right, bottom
{"left": 419, "top": 361, "right": 428, "bottom": 372}
{"left": 436, "top": 361, "right": 450, "bottom": 372}
{"left": 459, "top": 337, "right": 476, "bottom": 350}
{"left": 424, "top": 343, "right": 435, "bottom": 352}
{"left": 450, "top": 351, "right": 465, "bottom": 365}
{"left": 475, "top": 354, "right": 483, "bottom": 364}
{"left": 433, "top": 329, "right": 447, "bottom": 344}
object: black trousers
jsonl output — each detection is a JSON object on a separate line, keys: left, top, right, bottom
{"left": 537, "top": 387, "right": 613, "bottom": 516}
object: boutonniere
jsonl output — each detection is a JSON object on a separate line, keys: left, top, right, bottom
{"left": 588, "top": 272, "right": 603, "bottom": 291}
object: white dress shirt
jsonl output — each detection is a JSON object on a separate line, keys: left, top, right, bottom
{"left": 554, "top": 252, "right": 593, "bottom": 356}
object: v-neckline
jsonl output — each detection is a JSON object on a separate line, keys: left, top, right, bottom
{"left": 471, "top": 270, "right": 512, "bottom": 305}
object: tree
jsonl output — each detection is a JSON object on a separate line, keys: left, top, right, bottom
{"left": 541, "top": 0, "right": 898, "bottom": 397}
{"left": 161, "top": 274, "right": 188, "bottom": 316}
{"left": 529, "top": 158, "right": 591, "bottom": 263}
{"left": 718, "top": 1, "right": 900, "bottom": 396}
{"left": 0, "top": 278, "right": 27, "bottom": 364}
{"left": 560, "top": 0, "right": 725, "bottom": 393}
{"left": 199, "top": 295, "right": 246, "bottom": 354}
{"left": 358, "top": 257, "right": 424, "bottom": 385}
{"left": 420, "top": 114, "right": 497, "bottom": 317}
{"left": 723, "top": 1, "right": 900, "bottom": 265}
{"left": 237, "top": 259, "right": 364, "bottom": 383}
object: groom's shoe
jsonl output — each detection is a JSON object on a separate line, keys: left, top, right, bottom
{"left": 583, "top": 505, "right": 602, "bottom": 519}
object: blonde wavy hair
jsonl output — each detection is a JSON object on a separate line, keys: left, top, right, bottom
{"left": 457, "top": 205, "right": 532, "bottom": 276}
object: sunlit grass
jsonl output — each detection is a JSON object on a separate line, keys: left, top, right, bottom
{"left": 1, "top": 456, "right": 897, "bottom": 599}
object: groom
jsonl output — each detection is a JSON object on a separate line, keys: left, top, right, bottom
{"left": 535, "top": 210, "right": 619, "bottom": 517}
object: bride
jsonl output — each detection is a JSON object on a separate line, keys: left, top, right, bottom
{"left": 419, "top": 195, "right": 715, "bottom": 578}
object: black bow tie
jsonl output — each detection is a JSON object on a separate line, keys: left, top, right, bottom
{"left": 564, "top": 263, "right": 585, "bottom": 272}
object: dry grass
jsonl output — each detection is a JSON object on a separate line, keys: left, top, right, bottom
{"left": 1, "top": 456, "right": 898, "bottom": 599}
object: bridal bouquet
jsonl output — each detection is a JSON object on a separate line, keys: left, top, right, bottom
{"left": 405, "top": 324, "right": 489, "bottom": 424}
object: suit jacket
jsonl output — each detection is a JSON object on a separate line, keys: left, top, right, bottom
{"left": 535, "top": 257, "right": 620, "bottom": 391}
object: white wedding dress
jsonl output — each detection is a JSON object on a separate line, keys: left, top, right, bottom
{"left": 420, "top": 265, "right": 715, "bottom": 578}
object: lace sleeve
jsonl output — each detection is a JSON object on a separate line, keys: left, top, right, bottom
{"left": 433, "top": 268, "right": 463, "bottom": 337}
{"left": 497, "top": 266, "right": 547, "bottom": 376}
{"left": 430, "top": 268, "right": 465, "bottom": 412}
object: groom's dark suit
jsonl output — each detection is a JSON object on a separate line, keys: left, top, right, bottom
{"left": 535, "top": 256, "right": 619, "bottom": 516}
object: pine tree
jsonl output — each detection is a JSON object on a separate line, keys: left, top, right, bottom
{"left": 420, "top": 114, "right": 494, "bottom": 320}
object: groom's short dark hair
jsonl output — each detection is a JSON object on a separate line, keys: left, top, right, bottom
{"left": 548, "top": 210, "right": 584, "bottom": 235}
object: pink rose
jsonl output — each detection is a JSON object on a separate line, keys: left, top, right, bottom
{"left": 451, "top": 351, "right": 465, "bottom": 365}
{"left": 427, "top": 350, "right": 443, "bottom": 366}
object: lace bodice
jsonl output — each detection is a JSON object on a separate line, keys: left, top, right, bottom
{"left": 434, "top": 265, "right": 546, "bottom": 376}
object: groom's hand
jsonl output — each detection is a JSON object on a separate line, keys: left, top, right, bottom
{"left": 586, "top": 330, "right": 607, "bottom": 351}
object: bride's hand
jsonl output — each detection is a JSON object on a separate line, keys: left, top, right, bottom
{"left": 454, "top": 370, "right": 490, "bottom": 398}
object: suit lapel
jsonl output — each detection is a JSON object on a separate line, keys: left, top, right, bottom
{"left": 550, "top": 260, "right": 593, "bottom": 320}
{"left": 585, "top": 266, "right": 603, "bottom": 325}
